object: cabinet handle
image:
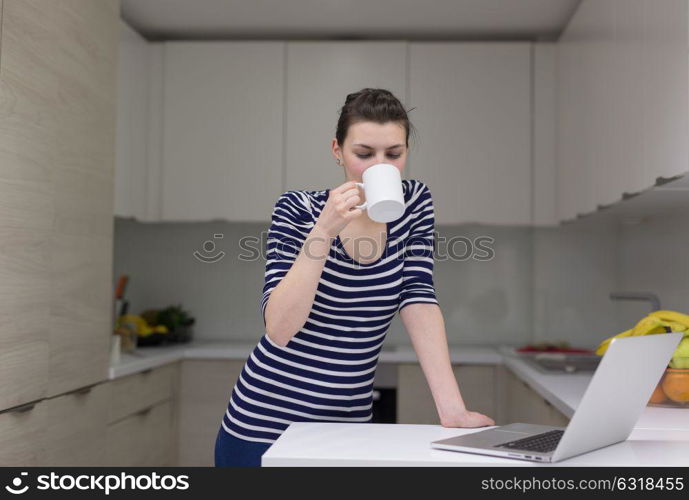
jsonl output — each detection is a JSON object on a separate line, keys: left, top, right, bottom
{"left": 7, "top": 402, "right": 36, "bottom": 414}
{"left": 137, "top": 406, "right": 153, "bottom": 417}
{"left": 73, "top": 386, "right": 93, "bottom": 396}
{"left": 140, "top": 368, "right": 153, "bottom": 375}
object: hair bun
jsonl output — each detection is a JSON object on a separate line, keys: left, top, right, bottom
{"left": 335, "top": 88, "right": 415, "bottom": 149}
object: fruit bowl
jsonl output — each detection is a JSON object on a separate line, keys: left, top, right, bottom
{"left": 648, "top": 368, "right": 689, "bottom": 408}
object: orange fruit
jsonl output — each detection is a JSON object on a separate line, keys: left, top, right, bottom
{"left": 661, "top": 368, "right": 689, "bottom": 403}
{"left": 648, "top": 381, "right": 667, "bottom": 404}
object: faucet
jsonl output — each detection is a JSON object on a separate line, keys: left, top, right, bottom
{"left": 609, "top": 291, "right": 661, "bottom": 312}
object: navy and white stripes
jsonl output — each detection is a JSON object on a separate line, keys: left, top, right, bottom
{"left": 220, "top": 179, "right": 439, "bottom": 443}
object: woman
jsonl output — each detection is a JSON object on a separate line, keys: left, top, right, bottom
{"left": 214, "top": 88, "right": 495, "bottom": 467}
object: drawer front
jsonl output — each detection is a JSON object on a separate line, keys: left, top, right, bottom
{"left": 108, "top": 362, "right": 178, "bottom": 423}
{"left": 177, "top": 359, "right": 244, "bottom": 466}
{"left": 39, "top": 383, "right": 110, "bottom": 466}
{"left": 105, "top": 399, "right": 174, "bottom": 466}
{"left": 0, "top": 400, "right": 45, "bottom": 466}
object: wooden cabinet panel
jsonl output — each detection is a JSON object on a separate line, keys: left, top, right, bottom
{"left": 0, "top": 0, "right": 54, "bottom": 412}
{"left": 46, "top": 0, "right": 118, "bottom": 397}
{"left": 108, "top": 363, "right": 178, "bottom": 424}
{"left": 397, "top": 363, "right": 496, "bottom": 425}
{"left": 177, "top": 359, "right": 244, "bottom": 466}
{"left": 0, "top": 0, "right": 118, "bottom": 410}
{"left": 39, "top": 383, "right": 110, "bottom": 466}
{"left": 0, "top": 400, "right": 45, "bottom": 466}
{"left": 105, "top": 399, "right": 175, "bottom": 467}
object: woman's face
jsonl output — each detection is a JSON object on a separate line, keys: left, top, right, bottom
{"left": 332, "top": 121, "right": 407, "bottom": 182}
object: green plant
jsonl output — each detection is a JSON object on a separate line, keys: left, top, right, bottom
{"left": 156, "top": 304, "right": 195, "bottom": 331}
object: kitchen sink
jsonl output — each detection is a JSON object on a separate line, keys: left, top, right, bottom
{"left": 518, "top": 353, "right": 602, "bottom": 374}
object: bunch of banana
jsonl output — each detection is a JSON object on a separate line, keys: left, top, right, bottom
{"left": 596, "top": 310, "right": 689, "bottom": 368}
{"left": 116, "top": 314, "right": 169, "bottom": 337}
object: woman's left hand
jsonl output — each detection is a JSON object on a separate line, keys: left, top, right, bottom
{"left": 440, "top": 409, "right": 496, "bottom": 428}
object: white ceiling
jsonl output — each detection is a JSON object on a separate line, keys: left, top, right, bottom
{"left": 122, "top": 0, "right": 582, "bottom": 41}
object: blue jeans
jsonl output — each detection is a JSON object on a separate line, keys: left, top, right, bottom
{"left": 214, "top": 426, "right": 273, "bottom": 467}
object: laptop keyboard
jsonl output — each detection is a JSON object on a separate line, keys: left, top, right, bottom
{"left": 496, "top": 429, "right": 564, "bottom": 453}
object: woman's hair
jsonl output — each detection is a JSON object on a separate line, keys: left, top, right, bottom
{"left": 335, "top": 88, "right": 417, "bottom": 149}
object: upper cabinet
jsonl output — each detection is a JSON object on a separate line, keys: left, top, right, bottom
{"left": 409, "top": 42, "right": 532, "bottom": 225}
{"left": 115, "top": 21, "right": 150, "bottom": 220}
{"left": 161, "top": 41, "right": 285, "bottom": 222}
{"left": 116, "top": 34, "right": 535, "bottom": 224}
{"left": 115, "top": 1, "right": 689, "bottom": 226}
{"left": 284, "top": 41, "right": 408, "bottom": 192}
{"left": 555, "top": 0, "right": 689, "bottom": 222}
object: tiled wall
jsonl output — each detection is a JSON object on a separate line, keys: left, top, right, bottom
{"left": 114, "top": 210, "right": 686, "bottom": 349}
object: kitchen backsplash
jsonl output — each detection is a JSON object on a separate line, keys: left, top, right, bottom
{"left": 114, "top": 208, "right": 688, "bottom": 349}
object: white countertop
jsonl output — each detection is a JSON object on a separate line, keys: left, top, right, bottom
{"left": 108, "top": 338, "right": 502, "bottom": 379}
{"left": 261, "top": 422, "right": 689, "bottom": 467}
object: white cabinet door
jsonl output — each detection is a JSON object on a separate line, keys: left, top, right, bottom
{"left": 555, "top": 28, "right": 582, "bottom": 222}
{"left": 115, "top": 20, "right": 149, "bottom": 220}
{"left": 532, "top": 43, "right": 557, "bottom": 226}
{"left": 612, "top": 0, "right": 647, "bottom": 198}
{"left": 408, "top": 42, "right": 531, "bottom": 225}
{"left": 588, "top": 0, "right": 616, "bottom": 211}
{"left": 162, "top": 42, "right": 285, "bottom": 222}
{"left": 285, "top": 41, "right": 408, "bottom": 192}
{"left": 642, "top": 0, "right": 689, "bottom": 183}
{"left": 556, "top": 0, "right": 689, "bottom": 222}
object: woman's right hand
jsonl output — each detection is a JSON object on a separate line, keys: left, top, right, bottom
{"left": 313, "top": 181, "right": 365, "bottom": 239}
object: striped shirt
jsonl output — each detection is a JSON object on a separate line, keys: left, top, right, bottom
{"left": 220, "top": 179, "right": 439, "bottom": 443}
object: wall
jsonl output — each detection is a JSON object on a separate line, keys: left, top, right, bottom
{"left": 113, "top": 219, "right": 534, "bottom": 346}
{"left": 115, "top": 207, "right": 684, "bottom": 350}
{"left": 616, "top": 208, "right": 689, "bottom": 326}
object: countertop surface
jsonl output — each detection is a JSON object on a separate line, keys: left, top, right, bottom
{"left": 108, "top": 337, "right": 503, "bottom": 379}
{"left": 261, "top": 422, "right": 689, "bottom": 467}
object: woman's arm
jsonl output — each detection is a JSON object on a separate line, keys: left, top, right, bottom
{"left": 264, "top": 181, "right": 364, "bottom": 347}
{"left": 399, "top": 302, "right": 495, "bottom": 428}
{"left": 264, "top": 224, "right": 333, "bottom": 347}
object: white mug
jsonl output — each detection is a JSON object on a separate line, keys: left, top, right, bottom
{"left": 354, "top": 163, "right": 405, "bottom": 223}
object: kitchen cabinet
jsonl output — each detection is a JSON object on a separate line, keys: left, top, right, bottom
{"left": 555, "top": 0, "right": 689, "bottom": 222}
{"left": 160, "top": 41, "right": 284, "bottom": 222}
{"left": 115, "top": 20, "right": 151, "bottom": 220}
{"left": 532, "top": 43, "right": 558, "bottom": 226}
{"left": 397, "top": 364, "right": 497, "bottom": 425}
{"left": 105, "top": 362, "right": 180, "bottom": 466}
{"left": 0, "top": 400, "right": 45, "bottom": 466}
{"left": 40, "top": 383, "right": 110, "bottom": 466}
{"left": 0, "top": 0, "right": 52, "bottom": 412}
{"left": 408, "top": 42, "right": 532, "bottom": 225}
{"left": 45, "top": 0, "right": 118, "bottom": 398}
{"left": 117, "top": 39, "right": 537, "bottom": 224}
{"left": 106, "top": 400, "right": 176, "bottom": 467}
{"left": 397, "top": 362, "right": 569, "bottom": 427}
{"left": 284, "top": 41, "right": 408, "bottom": 192}
{"left": 177, "top": 359, "right": 244, "bottom": 466}
{"left": 107, "top": 362, "right": 178, "bottom": 423}
{"left": 0, "top": 0, "right": 118, "bottom": 409}
{"left": 498, "top": 365, "right": 570, "bottom": 427}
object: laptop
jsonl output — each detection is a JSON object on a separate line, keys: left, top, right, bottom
{"left": 431, "top": 332, "right": 683, "bottom": 463}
